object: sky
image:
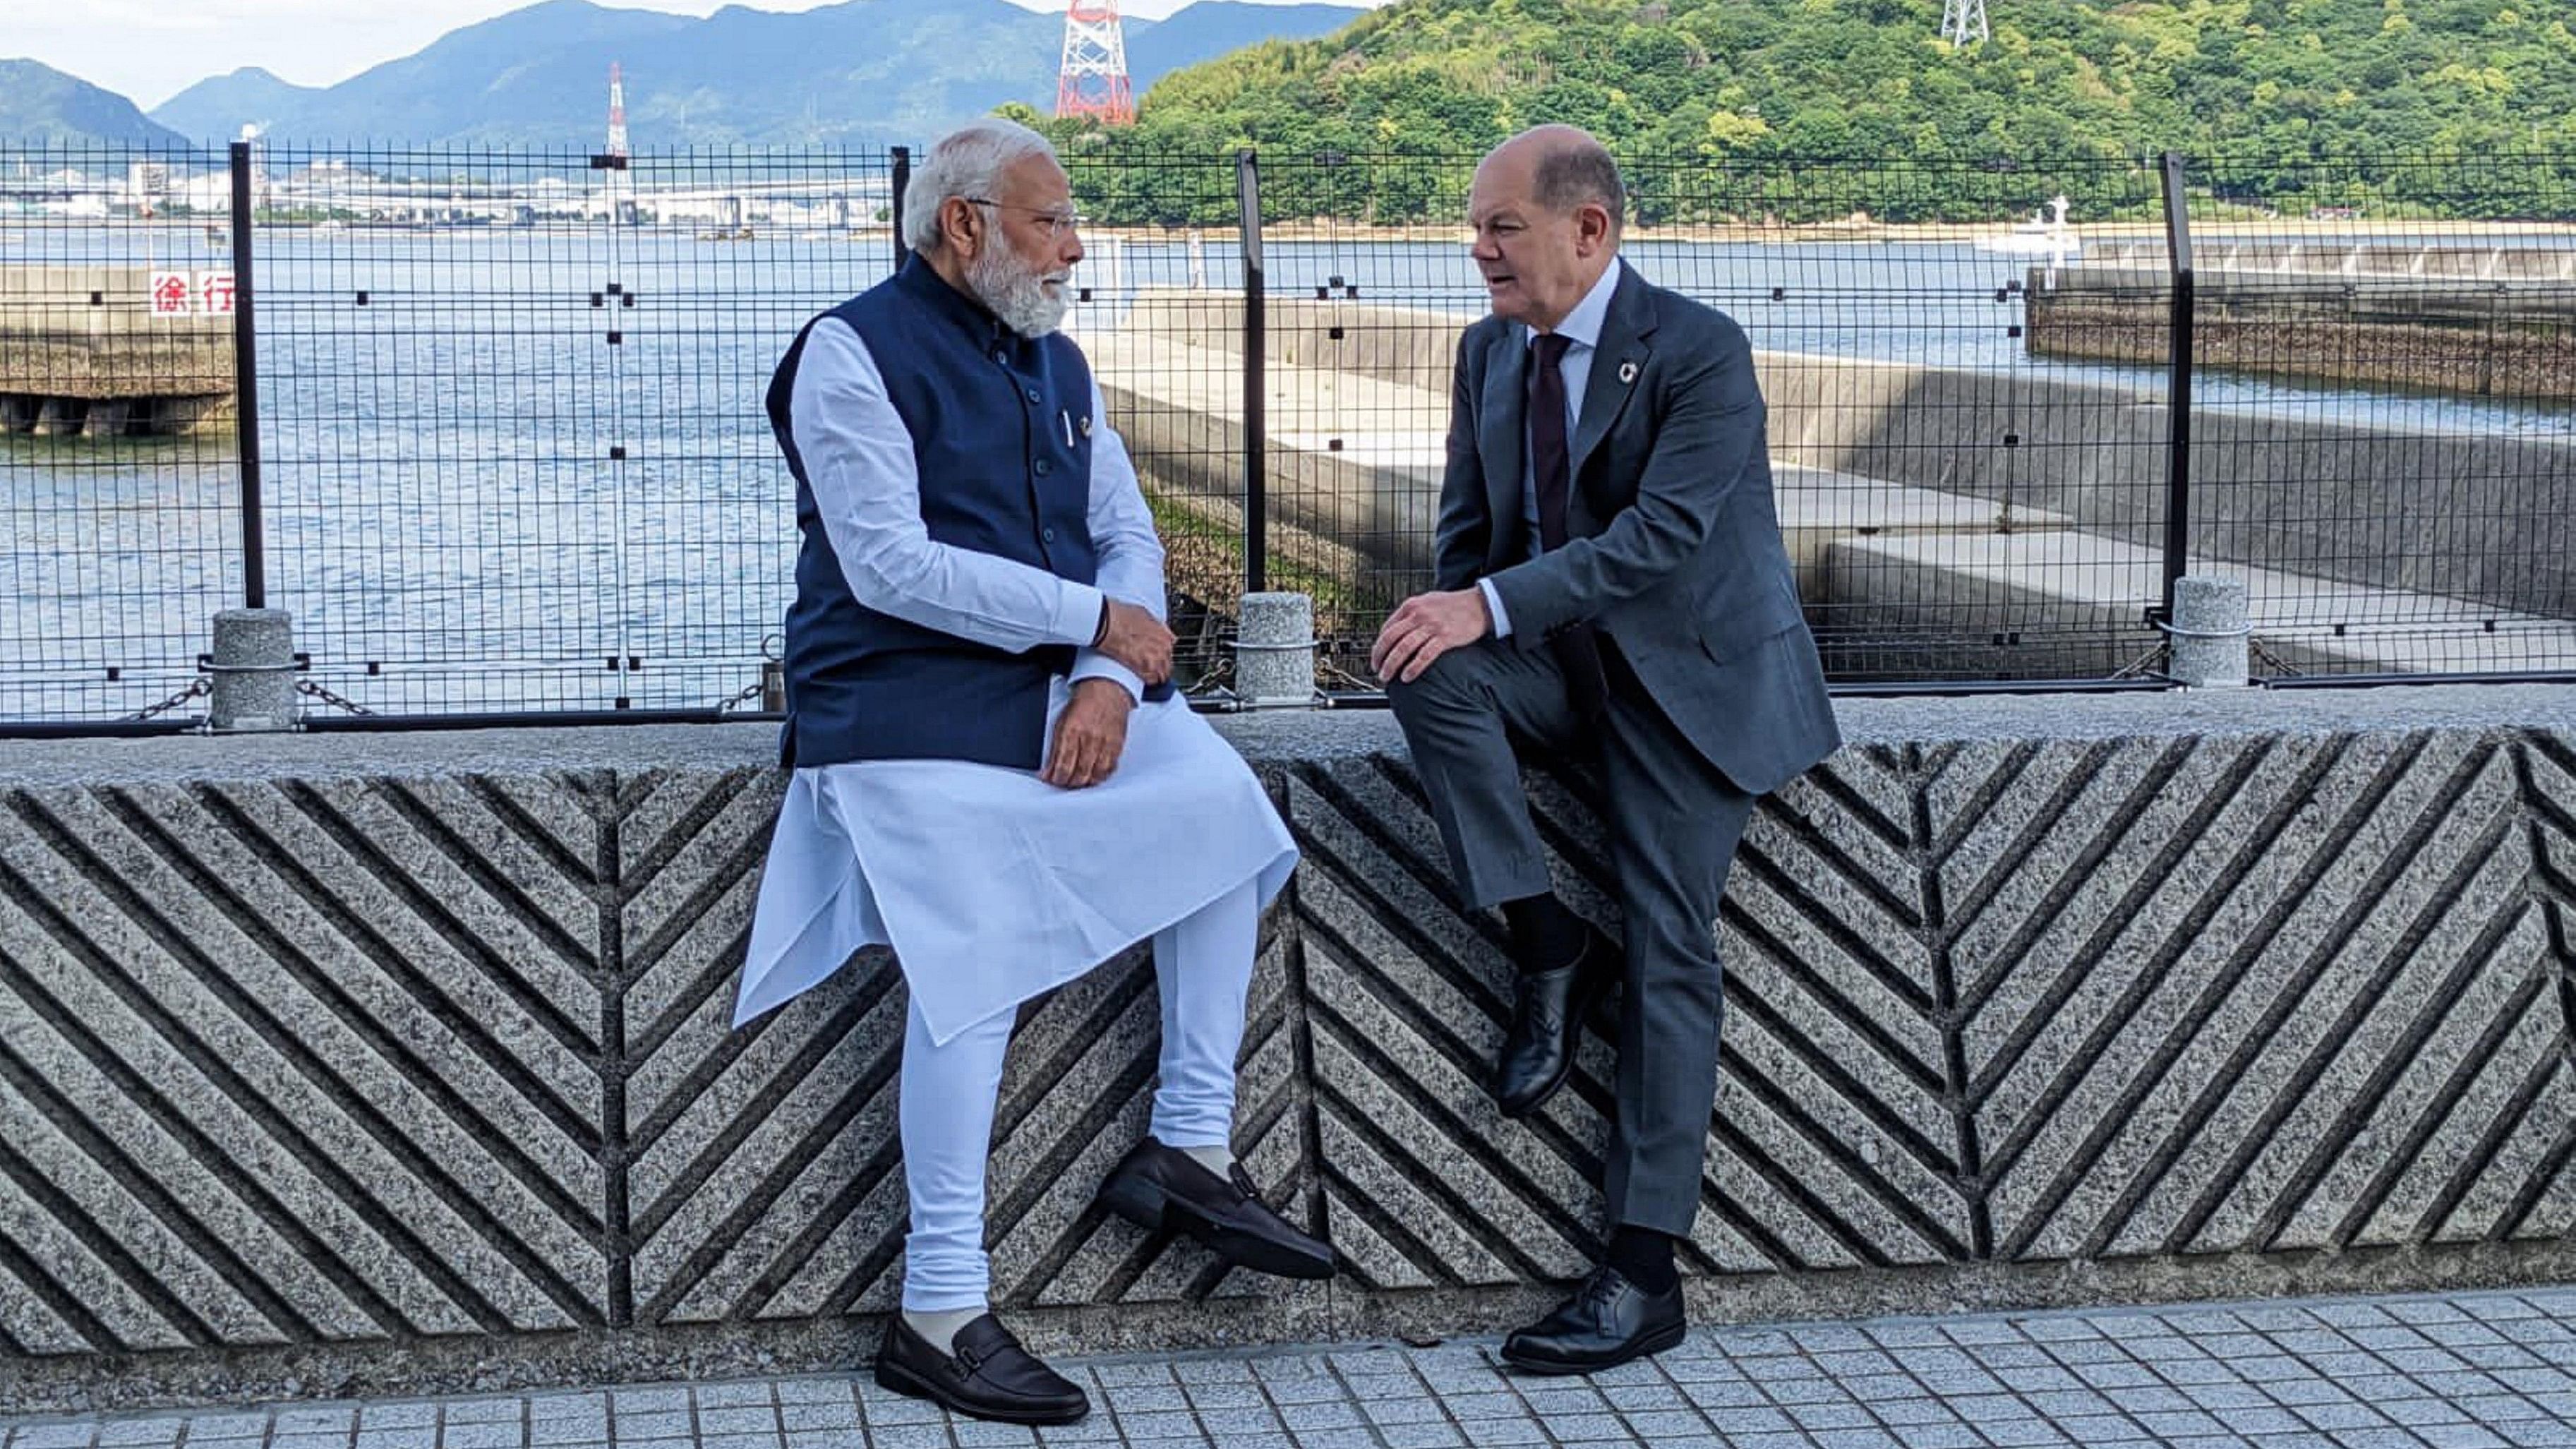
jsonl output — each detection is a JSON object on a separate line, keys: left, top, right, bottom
{"left": 3, "top": 0, "right": 1388, "bottom": 111}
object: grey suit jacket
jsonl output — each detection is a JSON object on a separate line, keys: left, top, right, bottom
{"left": 1436, "top": 261, "right": 1841, "bottom": 796}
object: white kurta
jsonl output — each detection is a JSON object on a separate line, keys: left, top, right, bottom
{"left": 733, "top": 314, "right": 1296, "bottom": 1046}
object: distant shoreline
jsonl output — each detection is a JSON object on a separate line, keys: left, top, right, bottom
{"left": 1081, "top": 217, "right": 2576, "bottom": 246}
{"left": 34, "top": 217, "right": 2571, "bottom": 246}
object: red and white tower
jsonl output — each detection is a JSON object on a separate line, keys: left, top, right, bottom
{"left": 1055, "top": 0, "right": 1136, "bottom": 126}
{"left": 606, "top": 62, "right": 630, "bottom": 157}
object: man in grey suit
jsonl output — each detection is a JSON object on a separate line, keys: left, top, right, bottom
{"left": 1373, "top": 125, "right": 1841, "bottom": 1373}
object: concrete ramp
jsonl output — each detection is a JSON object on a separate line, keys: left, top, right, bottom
{"left": 1088, "top": 331, "right": 2071, "bottom": 594}
{"left": 1826, "top": 527, "right": 2576, "bottom": 677}
{"left": 1090, "top": 325, "right": 2571, "bottom": 680}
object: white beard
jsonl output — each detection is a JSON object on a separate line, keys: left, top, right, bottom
{"left": 967, "top": 243, "right": 1071, "bottom": 338}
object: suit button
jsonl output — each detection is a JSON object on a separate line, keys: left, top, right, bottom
{"left": 1026, "top": 387, "right": 1042, "bottom": 403}
{"left": 1034, "top": 459, "right": 1052, "bottom": 476}
{"left": 1042, "top": 527, "right": 1057, "bottom": 543}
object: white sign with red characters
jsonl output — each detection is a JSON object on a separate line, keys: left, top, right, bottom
{"left": 150, "top": 270, "right": 193, "bottom": 318}
{"left": 150, "top": 270, "right": 238, "bottom": 318}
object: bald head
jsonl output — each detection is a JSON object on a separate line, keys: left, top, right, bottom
{"left": 1468, "top": 125, "right": 1624, "bottom": 330}
{"left": 1486, "top": 125, "right": 1626, "bottom": 241}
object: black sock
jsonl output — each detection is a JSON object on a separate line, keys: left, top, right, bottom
{"left": 1500, "top": 892, "right": 1587, "bottom": 976}
{"left": 1606, "top": 1225, "right": 1678, "bottom": 1294}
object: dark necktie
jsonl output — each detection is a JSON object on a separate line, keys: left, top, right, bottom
{"left": 1527, "top": 332, "right": 1608, "bottom": 718}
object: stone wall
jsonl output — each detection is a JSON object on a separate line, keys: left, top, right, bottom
{"left": 2025, "top": 266, "right": 2576, "bottom": 402}
{"left": 0, "top": 267, "right": 235, "bottom": 435}
{"left": 0, "top": 685, "right": 2572, "bottom": 1412}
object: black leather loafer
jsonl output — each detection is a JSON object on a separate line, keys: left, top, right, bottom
{"left": 1499, "top": 1265, "right": 1687, "bottom": 1375}
{"left": 1493, "top": 935, "right": 1611, "bottom": 1118}
{"left": 1096, "top": 1137, "right": 1337, "bottom": 1280}
{"left": 874, "top": 1312, "right": 1089, "bottom": 1425}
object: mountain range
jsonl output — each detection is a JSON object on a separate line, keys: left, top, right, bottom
{"left": 8, "top": 0, "right": 1368, "bottom": 150}
{"left": 0, "top": 59, "right": 189, "bottom": 148}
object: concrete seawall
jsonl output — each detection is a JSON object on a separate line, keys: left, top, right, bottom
{"left": 0, "top": 685, "right": 2571, "bottom": 1412}
{"left": 2025, "top": 265, "right": 2576, "bottom": 402}
{"left": 0, "top": 267, "right": 234, "bottom": 438}
{"left": 1087, "top": 291, "right": 2576, "bottom": 648}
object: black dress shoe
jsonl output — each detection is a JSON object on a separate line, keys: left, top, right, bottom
{"left": 1500, "top": 1264, "right": 1687, "bottom": 1375}
{"left": 874, "top": 1312, "right": 1090, "bottom": 1425}
{"left": 1493, "top": 935, "right": 1610, "bottom": 1118}
{"left": 1096, "top": 1138, "right": 1337, "bottom": 1280}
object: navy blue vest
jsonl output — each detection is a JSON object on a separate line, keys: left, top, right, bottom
{"left": 767, "top": 257, "right": 1102, "bottom": 770}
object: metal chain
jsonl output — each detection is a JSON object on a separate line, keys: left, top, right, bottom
{"left": 715, "top": 678, "right": 768, "bottom": 713}
{"left": 2248, "top": 635, "right": 2305, "bottom": 680}
{"left": 122, "top": 675, "right": 210, "bottom": 722}
{"left": 2112, "top": 642, "right": 2169, "bottom": 680}
{"left": 294, "top": 678, "right": 374, "bottom": 715}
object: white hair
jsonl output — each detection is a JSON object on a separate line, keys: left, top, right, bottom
{"left": 902, "top": 118, "right": 1061, "bottom": 257}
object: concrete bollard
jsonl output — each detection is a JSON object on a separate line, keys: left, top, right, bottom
{"left": 2167, "top": 575, "right": 2251, "bottom": 687}
{"left": 208, "top": 608, "right": 298, "bottom": 731}
{"left": 1234, "top": 591, "right": 1317, "bottom": 707}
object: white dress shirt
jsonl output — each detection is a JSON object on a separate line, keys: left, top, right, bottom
{"left": 788, "top": 316, "right": 1157, "bottom": 700}
{"left": 733, "top": 318, "right": 1299, "bottom": 1045}
{"left": 1479, "top": 258, "right": 1627, "bottom": 639}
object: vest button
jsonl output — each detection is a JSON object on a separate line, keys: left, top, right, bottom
{"left": 1025, "top": 387, "right": 1041, "bottom": 403}
{"left": 1042, "top": 527, "right": 1057, "bottom": 543}
{"left": 1034, "top": 459, "right": 1052, "bottom": 476}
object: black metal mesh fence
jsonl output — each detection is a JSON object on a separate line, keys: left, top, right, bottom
{"left": 1640, "top": 156, "right": 2176, "bottom": 684}
{"left": 3, "top": 143, "right": 2572, "bottom": 729}
{"left": 1225, "top": 152, "right": 2180, "bottom": 683}
{"left": 1063, "top": 150, "right": 1247, "bottom": 690}
{"left": 2170, "top": 153, "right": 2576, "bottom": 680}
{"left": 251, "top": 144, "right": 901, "bottom": 717}
{"left": 1, "top": 143, "right": 241, "bottom": 723}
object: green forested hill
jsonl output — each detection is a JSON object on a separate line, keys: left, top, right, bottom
{"left": 1037, "top": 0, "right": 2576, "bottom": 222}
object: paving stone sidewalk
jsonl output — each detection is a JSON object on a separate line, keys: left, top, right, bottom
{"left": 6, "top": 1287, "right": 2573, "bottom": 1449}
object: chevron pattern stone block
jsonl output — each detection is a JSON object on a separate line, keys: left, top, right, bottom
{"left": 632, "top": 898, "right": 1322, "bottom": 1332}
{"left": 0, "top": 707, "right": 2568, "bottom": 1392}
{"left": 2529, "top": 730, "right": 2576, "bottom": 1029}
{"left": 0, "top": 772, "right": 614, "bottom": 1358}
{"left": 2517, "top": 729, "right": 2576, "bottom": 1246}
{"left": 0, "top": 759, "right": 1323, "bottom": 1367}
{"left": 1289, "top": 744, "right": 1975, "bottom": 1287}
{"left": 1957, "top": 730, "right": 2568, "bottom": 1261}
{"left": 1287, "top": 726, "right": 2576, "bottom": 1292}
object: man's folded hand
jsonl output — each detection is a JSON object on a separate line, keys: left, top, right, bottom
{"left": 1042, "top": 678, "right": 1135, "bottom": 789}
{"left": 1095, "top": 599, "right": 1174, "bottom": 684}
{"left": 1371, "top": 587, "right": 1493, "bottom": 683}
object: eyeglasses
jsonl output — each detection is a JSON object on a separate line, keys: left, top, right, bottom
{"left": 963, "top": 196, "right": 1083, "bottom": 241}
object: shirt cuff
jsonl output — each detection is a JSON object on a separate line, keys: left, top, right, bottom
{"left": 1069, "top": 650, "right": 1145, "bottom": 703}
{"left": 1053, "top": 581, "right": 1109, "bottom": 647}
{"left": 1479, "top": 577, "right": 1514, "bottom": 639}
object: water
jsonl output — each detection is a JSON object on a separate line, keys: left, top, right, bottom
{"left": 4, "top": 224, "right": 2570, "bottom": 721}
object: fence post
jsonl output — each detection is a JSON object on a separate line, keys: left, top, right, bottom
{"left": 890, "top": 146, "right": 911, "bottom": 274}
{"left": 1236, "top": 148, "right": 1266, "bottom": 596}
{"left": 229, "top": 140, "right": 267, "bottom": 610}
{"left": 2156, "top": 151, "right": 2193, "bottom": 627}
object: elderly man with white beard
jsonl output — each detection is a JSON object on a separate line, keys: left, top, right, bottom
{"left": 732, "top": 118, "right": 1333, "bottom": 1426}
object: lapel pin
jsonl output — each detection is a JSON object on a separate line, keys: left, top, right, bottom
{"left": 1618, "top": 360, "right": 1639, "bottom": 385}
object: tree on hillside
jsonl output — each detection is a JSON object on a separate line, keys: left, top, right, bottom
{"left": 1018, "top": 0, "right": 2576, "bottom": 223}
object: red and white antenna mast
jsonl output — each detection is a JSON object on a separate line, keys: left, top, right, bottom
{"left": 1055, "top": 1, "right": 1136, "bottom": 126}
{"left": 606, "top": 62, "right": 630, "bottom": 157}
